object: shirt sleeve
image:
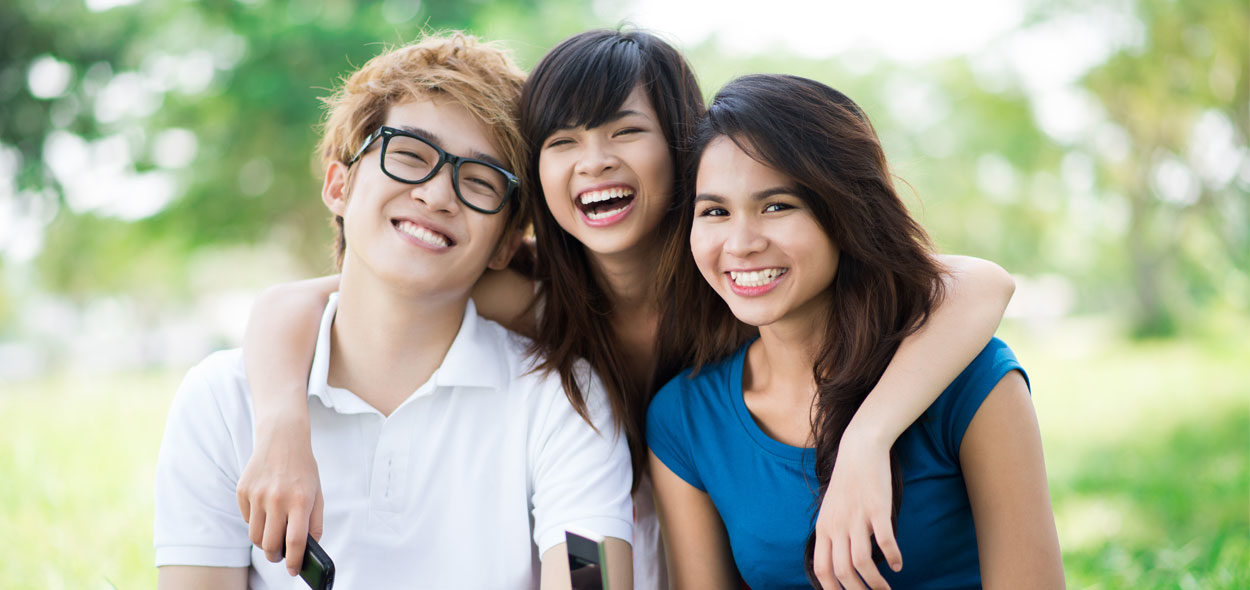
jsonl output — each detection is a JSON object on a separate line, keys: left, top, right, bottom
{"left": 934, "top": 338, "right": 1029, "bottom": 460}
{"left": 646, "top": 372, "right": 705, "bottom": 492}
{"left": 528, "top": 362, "right": 634, "bottom": 555}
{"left": 153, "top": 354, "right": 254, "bottom": 567}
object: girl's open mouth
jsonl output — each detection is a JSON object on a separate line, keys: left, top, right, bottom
{"left": 577, "top": 187, "right": 636, "bottom": 226}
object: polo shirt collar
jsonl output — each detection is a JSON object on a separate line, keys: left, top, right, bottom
{"left": 306, "top": 293, "right": 509, "bottom": 411}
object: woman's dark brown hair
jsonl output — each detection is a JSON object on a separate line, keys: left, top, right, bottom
{"left": 673, "top": 73, "right": 947, "bottom": 586}
{"left": 519, "top": 28, "right": 731, "bottom": 490}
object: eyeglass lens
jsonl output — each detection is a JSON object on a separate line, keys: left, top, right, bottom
{"left": 382, "top": 135, "right": 509, "bottom": 212}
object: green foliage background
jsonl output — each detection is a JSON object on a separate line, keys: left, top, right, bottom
{"left": 2, "top": 0, "right": 1245, "bottom": 333}
{"left": 0, "top": 0, "right": 1246, "bottom": 587}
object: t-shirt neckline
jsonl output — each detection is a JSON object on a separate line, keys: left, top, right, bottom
{"left": 729, "top": 339, "right": 816, "bottom": 463}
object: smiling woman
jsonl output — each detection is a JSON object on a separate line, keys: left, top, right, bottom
{"left": 648, "top": 73, "right": 1064, "bottom": 589}
{"left": 690, "top": 137, "right": 841, "bottom": 329}
{"left": 537, "top": 86, "right": 675, "bottom": 253}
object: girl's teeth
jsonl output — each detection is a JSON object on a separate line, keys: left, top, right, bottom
{"left": 586, "top": 205, "right": 628, "bottom": 220}
{"left": 729, "top": 269, "right": 786, "bottom": 287}
{"left": 397, "top": 221, "right": 449, "bottom": 247}
{"left": 579, "top": 187, "right": 634, "bottom": 204}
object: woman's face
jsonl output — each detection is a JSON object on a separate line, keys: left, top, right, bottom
{"left": 690, "top": 136, "right": 839, "bottom": 329}
{"left": 538, "top": 86, "right": 674, "bottom": 260}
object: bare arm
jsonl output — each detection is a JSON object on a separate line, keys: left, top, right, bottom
{"left": 539, "top": 538, "right": 633, "bottom": 590}
{"left": 236, "top": 275, "right": 338, "bottom": 575}
{"left": 814, "top": 255, "right": 1014, "bottom": 590}
{"left": 471, "top": 267, "right": 539, "bottom": 337}
{"left": 158, "top": 566, "right": 248, "bottom": 590}
{"left": 650, "top": 452, "right": 738, "bottom": 589}
{"left": 961, "top": 371, "right": 1064, "bottom": 588}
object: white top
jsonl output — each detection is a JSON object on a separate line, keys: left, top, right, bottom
{"left": 154, "top": 295, "right": 634, "bottom": 589}
{"left": 533, "top": 280, "right": 666, "bottom": 590}
{"left": 632, "top": 475, "right": 668, "bottom": 590}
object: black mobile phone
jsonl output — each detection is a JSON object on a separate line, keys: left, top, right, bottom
{"left": 566, "top": 528, "right": 610, "bottom": 590}
{"left": 284, "top": 534, "right": 335, "bottom": 590}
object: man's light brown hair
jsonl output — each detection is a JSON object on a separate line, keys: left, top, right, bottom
{"left": 317, "top": 31, "right": 527, "bottom": 267}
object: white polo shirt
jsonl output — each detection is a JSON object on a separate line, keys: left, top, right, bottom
{"left": 154, "top": 295, "right": 634, "bottom": 589}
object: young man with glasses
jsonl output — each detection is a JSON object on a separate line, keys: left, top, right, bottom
{"left": 154, "top": 33, "right": 634, "bottom": 589}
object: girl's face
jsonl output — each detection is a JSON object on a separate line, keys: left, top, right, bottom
{"left": 538, "top": 86, "right": 674, "bottom": 260}
{"left": 690, "top": 136, "right": 839, "bottom": 329}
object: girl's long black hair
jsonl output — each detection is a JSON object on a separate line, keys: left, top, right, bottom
{"left": 672, "top": 74, "right": 947, "bottom": 586}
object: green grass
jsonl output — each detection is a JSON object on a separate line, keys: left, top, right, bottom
{"left": 1002, "top": 317, "right": 1250, "bottom": 589}
{"left": 1, "top": 319, "right": 1247, "bottom": 588}
{"left": 0, "top": 371, "right": 180, "bottom": 590}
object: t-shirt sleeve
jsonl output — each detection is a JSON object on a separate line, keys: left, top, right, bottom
{"left": 153, "top": 355, "right": 253, "bottom": 567}
{"left": 646, "top": 373, "right": 705, "bottom": 492}
{"left": 932, "top": 338, "right": 1030, "bottom": 460}
{"left": 528, "top": 363, "right": 634, "bottom": 555}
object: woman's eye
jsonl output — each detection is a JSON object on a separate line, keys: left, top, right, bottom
{"left": 697, "top": 206, "right": 728, "bottom": 217}
{"left": 764, "top": 202, "right": 795, "bottom": 213}
{"left": 613, "top": 127, "right": 643, "bottom": 137}
{"left": 545, "top": 138, "right": 572, "bottom": 148}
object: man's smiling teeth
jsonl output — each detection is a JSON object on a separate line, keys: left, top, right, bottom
{"left": 579, "top": 187, "right": 634, "bottom": 205}
{"left": 396, "top": 220, "right": 450, "bottom": 247}
{"left": 729, "top": 268, "right": 787, "bottom": 287}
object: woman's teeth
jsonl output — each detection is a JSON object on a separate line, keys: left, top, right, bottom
{"left": 729, "top": 268, "right": 786, "bottom": 287}
{"left": 396, "top": 220, "right": 450, "bottom": 247}
{"left": 586, "top": 205, "right": 630, "bottom": 220}
{"left": 579, "top": 187, "right": 634, "bottom": 204}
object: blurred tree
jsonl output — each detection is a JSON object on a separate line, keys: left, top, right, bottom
{"left": 0, "top": 0, "right": 596, "bottom": 300}
{"left": 1, "top": 0, "right": 1244, "bottom": 340}
{"left": 1005, "top": 0, "right": 1250, "bottom": 337}
{"left": 1074, "top": 0, "right": 1249, "bottom": 336}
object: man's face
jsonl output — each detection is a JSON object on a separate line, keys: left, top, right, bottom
{"left": 324, "top": 97, "right": 514, "bottom": 298}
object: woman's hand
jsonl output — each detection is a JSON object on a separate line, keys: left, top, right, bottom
{"left": 235, "top": 414, "right": 324, "bottom": 576}
{"left": 811, "top": 427, "right": 901, "bottom": 590}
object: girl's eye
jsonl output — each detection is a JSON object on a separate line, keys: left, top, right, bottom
{"left": 697, "top": 206, "right": 728, "bottom": 217}
{"left": 764, "top": 202, "right": 795, "bottom": 213}
{"left": 545, "top": 137, "right": 573, "bottom": 149}
{"left": 613, "top": 127, "right": 643, "bottom": 137}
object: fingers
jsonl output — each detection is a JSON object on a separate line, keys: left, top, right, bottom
{"left": 832, "top": 533, "right": 870, "bottom": 590}
{"left": 261, "top": 509, "right": 287, "bottom": 564}
{"left": 309, "top": 490, "right": 325, "bottom": 542}
{"left": 871, "top": 513, "right": 902, "bottom": 573}
{"left": 849, "top": 525, "right": 890, "bottom": 590}
{"left": 239, "top": 484, "right": 321, "bottom": 575}
{"left": 237, "top": 484, "right": 252, "bottom": 525}
{"left": 284, "top": 519, "right": 308, "bottom": 576}
{"left": 245, "top": 501, "right": 267, "bottom": 559}
{"left": 813, "top": 531, "right": 840, "bottom": 590}
{"left": 282, "top": 488, "right": 320, "bottom": 575}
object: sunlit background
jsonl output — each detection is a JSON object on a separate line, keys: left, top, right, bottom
{"left": 1, "top": 0, "right": 1246, "bottom": 588}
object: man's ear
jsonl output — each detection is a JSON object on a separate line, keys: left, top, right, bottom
{"left": 322, "top": 161, "right": 350, "bottom": 216}
{"left": 487, "top": 228, "right": 523, "bottom": 271}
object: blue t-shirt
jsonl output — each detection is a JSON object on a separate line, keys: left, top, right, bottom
{"left": 646, "top": 338, "right": 1027, "bottom": 589}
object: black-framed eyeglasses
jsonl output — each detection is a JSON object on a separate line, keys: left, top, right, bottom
{"left": 348, "top": 126, "right": 519, "bottom": 215}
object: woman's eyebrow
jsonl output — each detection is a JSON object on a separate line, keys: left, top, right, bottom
{"left": 607, "top": 109, "right": 646, "bottom": 122}
{"left": 553, "top": 109, "right": 649, "bottom": 133}
{"left": 694, "top": 186, "right": 795, "bottom": 204}
{"left": 751, "top": 186, "right": 797, "bottom": 200}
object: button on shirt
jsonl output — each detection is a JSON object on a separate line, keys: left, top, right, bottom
{"left": 155, "top": 295, "right": 634, "bottom": 589}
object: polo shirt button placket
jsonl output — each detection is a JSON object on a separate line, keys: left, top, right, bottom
{"left": 370, "top": 417, "right": 409, "bottom": 518}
